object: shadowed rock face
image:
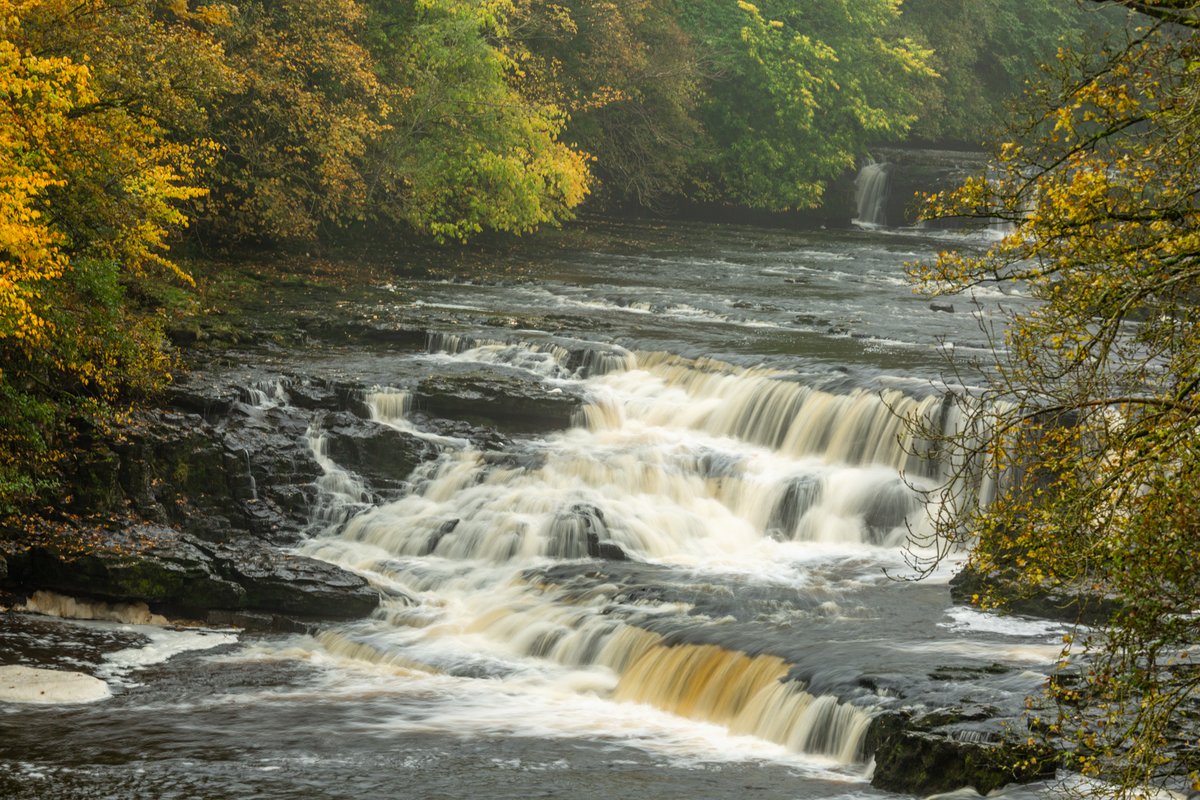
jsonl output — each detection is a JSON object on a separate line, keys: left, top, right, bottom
{"left": 320, "top": 412, "right": 436, "bottom": 498}
{"left": 868, "top": 708, "right": 1055, "bottom": 794}
{"left": 950, "top": 563, "right": 1120, "bottom": 626}
{"left": 416, "top": 362, "right": 583, "bottom": 432}
{"left": 3, "top": 525, "right": 379, "bottom": 625}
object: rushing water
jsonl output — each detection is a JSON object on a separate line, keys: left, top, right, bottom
{"left": 0, "top": 219, "right": 1060, "bottom": 799}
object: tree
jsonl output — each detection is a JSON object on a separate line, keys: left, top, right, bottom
{"left": 513, "top": 0, "right": 701, "bottom": 208}
{"left": 0, "top": 0, "right": 209, "bottom": 514}
{"left": 201, "top": 0, "right": 387, "bottom": 242}
{"left": 361, "top": 0, "right": 591, "bottom": 242}
{"left": 910, "top": 10, "right": 1200, "bottom": 796}
{"left": 898, "top": 0, "right": 1117, "bottom": 145}
{"left": 678, "top": 0, "right": 934, "bottom": 211}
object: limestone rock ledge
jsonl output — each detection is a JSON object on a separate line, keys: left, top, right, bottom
{"left": 867, "top": 710, "right": 1056, "bottom": 795}
{"left": 2, "top": 523, "right": 378, "bottom": 629}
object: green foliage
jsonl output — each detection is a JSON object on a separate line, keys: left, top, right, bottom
{"left": 516, "top": 0, "right": 701, "bottom": 207}
{"left": 899, "top": 0, "right": 1118, "bottom": 145}
{"left": 202, "top": 0, "right": 387, "bottom": 242}
{"left": 911, "top": 14, "right": 1200, "bottom": 796}
{"left": 363, "top": 0, "right": 591, "bottom": 241}
{"left": 678, "top": 0, "right": 935, "bottom": 211}
{"left": 0, "top": 0, "right": 193, "bottom": 518}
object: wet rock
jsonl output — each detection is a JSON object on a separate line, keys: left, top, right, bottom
{"left": 320, "top": 412, "right": 436, "bottom": 493}
{"left": 930, "top": 303, "right": 955, "bottom": 313}
{"left": 98, "top": 405, "right": 322, "bottom": 545}
{"left": 165, "top": 380, "right": 242, "bottom": 419}
{"left": 593, "top": 541, "right": 629, "bottom": 561}
{"left": 5, "top": 525, "right": 247, "bottom": 611}
{"left": 767, "top": 476, "right": 823, "bottom": 538}
{"left": 416, "top": 362, "right": 582, "bottom": 433}
{"left": 546, "top": 504, "right": 629, "bottom": 561}
{"left": 869, "top": 719, "right": 1055, "bottom": 795}
{"left": 3, "top": 524, "right": 378, "bottom": 623}
{"left": 283, "top": 378, "right": 369, "bottom": 416}
{"left": 950, "top": 563, "right": 1120, "bottom": 626}
{"left": 304, "top": 319, "right": 426, "bottom": 349}
{"left": 211, "top": 539, "right": 379, "bottom": 618}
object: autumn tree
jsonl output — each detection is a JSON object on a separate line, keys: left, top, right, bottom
{"left": 0, "top": 0, "right": 211, "bottom": 514}
{"left": 910, "top": 8, "right": 1200, "bottom": 795}
{"left": 513, "top": 0, "right": 701, "bottom": 208}
{"left": 199, "top": 0, "right": 387, "bottom": 242}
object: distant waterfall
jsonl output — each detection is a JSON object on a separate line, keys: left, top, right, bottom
{"left": 854, "top": 161, "right": 892, "bottom": 227}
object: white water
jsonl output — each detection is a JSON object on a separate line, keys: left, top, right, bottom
{"left": 291, "top": 339, "right": 1014, "bottom": 772}
{"left": 854, "top": 161, "right": 892, "bottom": 227}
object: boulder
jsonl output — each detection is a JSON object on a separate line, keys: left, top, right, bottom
{"left": 870, "top": 721, "right": 1055, "bottom": 795}
{"left": 416, "top": 363, "right": 582, "bottom": 433}
{"left": 319, "top": 412, "right": 436, "bottom": 493}
{"left": 2, "top": 524, "right": 378, "bottom": 623}
{"left": 950, "top": 563, "right": 1120, "bottom": 626}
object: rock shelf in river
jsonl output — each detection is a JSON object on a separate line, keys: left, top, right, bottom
{"left": 0, "top": 665, "right": 110, "bottom": 705}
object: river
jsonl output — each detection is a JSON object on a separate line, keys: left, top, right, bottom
{"left": 0, "top": 218, "right": 1065, "bottom": 800}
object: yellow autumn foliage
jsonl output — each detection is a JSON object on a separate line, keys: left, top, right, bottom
{"left": 910, "top": 18, "right": 1200, "bottom": 798}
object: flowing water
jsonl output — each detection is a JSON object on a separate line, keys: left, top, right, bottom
{"left": 0, "top": 219, "right": 1059, "bottom": 800}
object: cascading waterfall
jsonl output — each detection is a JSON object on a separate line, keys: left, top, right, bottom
{"left": 307, "top": 426, "right": 372, "bottom": 528}
{"left": 428, "top": 331, "right": 637, "bottom": 378}
{"left": 854, "top": 161, "right": 892, "bottom": 228}
{"left": 296, "top": 339, "right": 1002, "bottom": 768}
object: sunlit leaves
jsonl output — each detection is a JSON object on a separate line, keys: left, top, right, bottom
{"left": 912, "top": 19, "right": 1200, "bottom": 796}
{"left": 0, "top": 0, "right": 205, "bottom": 514}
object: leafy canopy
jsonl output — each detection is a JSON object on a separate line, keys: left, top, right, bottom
{"left": 911, "top": 12, "right": 1200, "bottom": 795}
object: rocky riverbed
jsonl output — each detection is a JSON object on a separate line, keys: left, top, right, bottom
{"left": 0, "top": 222, "right": 1094, "bottom": 798}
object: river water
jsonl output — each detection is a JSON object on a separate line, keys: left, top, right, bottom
{"left": 0, "top": 219, "right": 1064, "bottom": 800}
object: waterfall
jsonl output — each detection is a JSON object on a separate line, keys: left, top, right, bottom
{"left": 306, "top": 425, "right": 372, "bottom": 529}
{"left": 315, "top": 593, "right": 874, "bottom": 764}
{"left": 427, "top": 331, "right": 636, "bottom": 378}
{"left": 854, "top": 161, "right": 892, "bottom": 227}
{"left": 291, "top": 343, "right": 1002, "bottom": 770}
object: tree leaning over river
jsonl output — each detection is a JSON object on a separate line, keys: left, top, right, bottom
{"left": 910, "top": 4, "right": 1200, "bottom": 794}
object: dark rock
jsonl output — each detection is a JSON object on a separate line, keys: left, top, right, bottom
{"left": 89, "top": 406, "right": 322, "bottom": 545}
{"left": 767, "top": 476, "right": 823, "bottom": 538}
{"left": 166, "top": 381, "right": 241, "bottom": 418}
{"left": 950, "top": 563, "right": 1120, "bottom": 626}
{"left": 320, "top": 412, "right": 436, "bottom": 492}
{"left": 930, "top": 303, "right": 955, "bottom": 313}
{"left": 416, "top": 362, "right": 582, "bottom": 433}
{"left": 424, "top": 518, "right": 460, "bottom": 555}
{"left": 2, "top": 524, "right": 378, "bottom": 623}
{"left": 870, "top": 724, "right": 1055, "bottom": 795}
{"left": 284, "top": 378, "right": 368, "bottom": 416}
{"left": 212, "top": 540, "right": 378, "bottom": 618}
{"left": 5, "top": 526, "right": 246, "bottom": 611}
{"left": 544, "top": 504, "right": 629, "bottom": 561}
{"left": 594, "top": 541, "right": 629, "bottom": 561}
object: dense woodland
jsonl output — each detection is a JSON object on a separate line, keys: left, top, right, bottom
{"left": 0, "top": 0, "right": 1118, "bottom": 515}
{"left": 5, "top": 0, "right": 1200, "bottom": 795}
